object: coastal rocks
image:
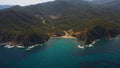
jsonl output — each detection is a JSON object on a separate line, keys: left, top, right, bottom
{"left": 0, "top": 31, "right": 49, "bottom": 46}
{"left": 3, "top": 42, "right": 24, "bottom": 48}
{"left": 74, "top": 26, "right": 119, "bottom": 45}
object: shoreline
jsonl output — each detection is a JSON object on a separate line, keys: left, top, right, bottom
{"left": 50, "top": 36, "right": 76, "bottom": 39}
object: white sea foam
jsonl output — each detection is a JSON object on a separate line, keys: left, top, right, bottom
{"left": 4, "top": 45, "right": 14, "bottom": 48}
{"left": 85, "top": 44, "right": 93, "bottom": 47}
{"left": 78, "top": 45, "right": 85, "bottom": 49}
{"left": 16, "top": 45, "right": 24, "bottom": 48}
{"left": 3, "top": 43, "right": 42, "bottom": 50}
{"left": 4, "top": 44, "right": 25, "bottom": 49}
{"left": 92, "top": 41, "right": 96, "bottom": 44}
{"left": 26, "top": 44, "right": 42, "bottom": 50}
{"left": 26, "top": 46, "right": 35, "bottom": 50}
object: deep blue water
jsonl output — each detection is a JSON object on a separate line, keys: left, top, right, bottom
{"left": 0, "top": 37, "right": 120, "bottom": 68}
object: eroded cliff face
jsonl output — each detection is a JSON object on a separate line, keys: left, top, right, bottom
{"left": 0, "top": 31, "right": 49, "bottom": 46}
{"left": 74, "top": 26, "right": 120, "bottom": 45}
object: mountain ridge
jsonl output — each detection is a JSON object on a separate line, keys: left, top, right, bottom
{"left": 0, "top": 5, "right": 14, "bottom": 10}
{"left": 83, "top": 0, "right": 115, "bottom": 4}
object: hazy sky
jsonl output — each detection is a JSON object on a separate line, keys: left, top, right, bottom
{"left": 0, "top": 0, "right": 54, "bottom": 6}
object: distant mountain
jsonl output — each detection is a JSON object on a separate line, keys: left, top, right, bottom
{"left": 0, "top": 0, "right": 120, "bottom": 46}
{"left": 83, "top": 0, "right": 115, "bottom": 4}
{"left": 103, "top": 0, "right": 120, "bottom": 11}
{"left": 8, "top": 0, "right": 114, "bottom": 19}
{"left": 0, "top": 5, "right": 14, "bottom": 10}
{"left": 83, "top": 0, "right": 120, "bottom": 14}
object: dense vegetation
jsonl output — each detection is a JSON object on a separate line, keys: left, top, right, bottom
{"left": 0, "top": 0, "right": 120, "bottom": 46}
{"left": 0, "top": 10, "right": 63, "bottom": 46}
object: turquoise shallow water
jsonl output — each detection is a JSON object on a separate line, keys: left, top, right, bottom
{"left": 0, "top": 37, "right": 120, "bottom": 68}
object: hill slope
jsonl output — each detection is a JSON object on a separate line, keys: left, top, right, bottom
{"left": 0, "top": 10, "right": 63, "bottom": 46}
{"left": 0, "top": 0, "right": 120, "bottom": 46}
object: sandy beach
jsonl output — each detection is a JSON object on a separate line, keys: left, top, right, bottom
{"left": 61, "top": 35, "right": 75, "bottom": 38}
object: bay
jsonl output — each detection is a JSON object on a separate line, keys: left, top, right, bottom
{"left": 0, "top": 37, "right": 120, "bottom": 68}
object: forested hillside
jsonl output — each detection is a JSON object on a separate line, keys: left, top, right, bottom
{"left": 0, "top": 0, "right": 120, "bottom": 46}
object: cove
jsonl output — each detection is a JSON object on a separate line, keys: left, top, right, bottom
{"left": 0, "top": 37, "right": 120, "bottom": 68}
